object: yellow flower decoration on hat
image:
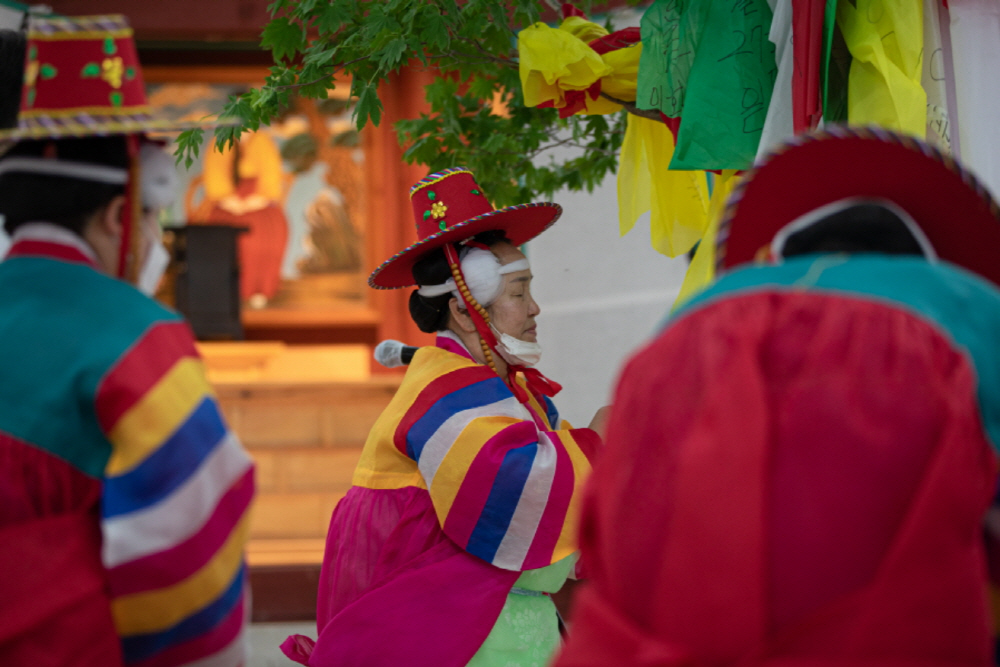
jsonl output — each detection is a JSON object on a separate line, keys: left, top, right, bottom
{"left": 101, "top": 57, "right": 125, "bottom": 89}
{"left": 431, "top": 201, "right": 448, "bottom": 219}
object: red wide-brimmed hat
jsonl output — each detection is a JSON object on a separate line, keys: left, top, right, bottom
{"left": 369, "top": 167, "right": 562, "bottom": 289}
{"left": 717, "top": 125, "right": 1000, "bottom": 287}
{"left": 0, "top": 13, "right": 218, "bottom": 146}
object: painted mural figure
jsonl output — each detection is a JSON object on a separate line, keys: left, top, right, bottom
{"left": 198, "top": 130, "right": 290, "bottom": 308}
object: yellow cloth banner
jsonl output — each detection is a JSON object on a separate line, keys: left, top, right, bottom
{"left": 518, "top": 21, "right": 612, "bottom": 110}
{"left": 837, "top": 0, "right": 926, "bottom": 136}
{"left": 618, "top": 114, "right": 708, "bottom": 258}
{"left": 674, "top": 170, "right": 740, "bottom": 309}
{"left": 599, "top": 43, "right": 642, "bottom": 104}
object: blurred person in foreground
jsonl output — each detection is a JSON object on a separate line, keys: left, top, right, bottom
{"left": 283, "top": 168, "right": 607, "bottom": 666}
{"left": 0, "top": 16, "right": 253, "bottom": 667}
{"left": 555, "top": 127, "right": 1000, "bottom": 666}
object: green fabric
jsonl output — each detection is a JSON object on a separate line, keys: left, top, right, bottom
{"left": 636, "top": 0, "right": 777, "bottom": 170}
{"left": 636, "top": 0, "right": 701, "bottom": 119}
{"left": 0, "top": 255, "right": 180, "bottom": 476}
{"left": 820, "top": 0, "right": 840, "bottom": 118}
{"left": 822, "top": 0, "right": 850, "bottom": 123}
{"left": 669, "top": 0, "right": 777, "bottom": 170}
{"left": 466, "top": 554, "right": 577, "bottom": 667}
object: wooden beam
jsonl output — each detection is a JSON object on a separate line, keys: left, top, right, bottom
{"left": 45, "top": 0, "right": 272, "bottom": 41}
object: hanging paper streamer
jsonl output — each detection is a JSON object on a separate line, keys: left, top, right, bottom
{"left": 674, "top": 170, "right": 740, "bottom": 308}
{"left": 836, "top": 0, "right": 926, "bottom": 137}
{"left": 618, "top": 114, "right": 709, "bottom": 258}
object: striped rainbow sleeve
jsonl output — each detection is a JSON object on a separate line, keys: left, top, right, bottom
{"left": 95, "top": 321, "right": 254, "bottom": 667}
{"left": 395, "top": 365, "right": 599, "bottom": 571}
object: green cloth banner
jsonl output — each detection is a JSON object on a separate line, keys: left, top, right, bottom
{"left": 637, "top": 0, "right": 778, "bottom": 171}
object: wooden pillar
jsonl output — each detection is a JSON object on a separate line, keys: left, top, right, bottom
{"left": 363, "top": 66, "right": 437, "bottom": 373}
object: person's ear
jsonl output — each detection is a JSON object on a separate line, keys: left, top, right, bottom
{"left": 448, "top": 297, "right": 477, "bottom": 333}
{"left": 81, "top": 194, "right": 129, "bottom": 276}
{"left": 95, "top": 194, "right": 126, "bottom": 241}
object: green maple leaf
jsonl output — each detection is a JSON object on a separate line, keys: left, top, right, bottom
{"left": 315, "top": 2, "right": 352, "bottom": 35}
{"left": 378, "top": 38, "right": 408, "bottom": 71}
{"left": 261, "top": 16, "right": 306, "bottom": 63}
{"left": 353, "top": 83, "right": 382, "bottom": 129}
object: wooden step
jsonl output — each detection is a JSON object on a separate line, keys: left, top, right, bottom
{"left": 197, "top": 341, "right": 401, "bottom": 619}
{"left": 248, "top": 538, "right": 326, "bottom": 567}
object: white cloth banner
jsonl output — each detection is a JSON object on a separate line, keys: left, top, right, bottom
{"left": 922, "top": 0, "right": 954, "bottom": 154}
{"left": 950, "top": 0, "right": 1000, "bottom": 199}
{"left": 756, "top": 0, "right": 795, "bottom": 162}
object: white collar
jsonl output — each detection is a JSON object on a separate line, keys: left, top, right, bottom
{"left": 10, "top": 222, "right": 100, "bottom": 263}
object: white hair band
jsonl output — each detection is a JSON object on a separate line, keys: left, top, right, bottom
{"left": 0, "top": 156, "right": 128, "bottom": 185}
{"left": 417, "top": 253, "right": 531, "bottom": 306}
{"left": 498, "top": 258, "right": 530, "bottom": 275}
{"left": 417, "top": 279, "right": 457, "bottom": 298}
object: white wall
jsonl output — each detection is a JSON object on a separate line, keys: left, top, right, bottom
{"left": 525, "top": 180, "right": 688, "bottom": 428}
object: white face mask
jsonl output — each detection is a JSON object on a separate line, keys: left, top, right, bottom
{"left": 137, "top": 241, "right": 170, "bottom": 296}
{"left": 491, "top": 324, "right": 542, "bottom": 367}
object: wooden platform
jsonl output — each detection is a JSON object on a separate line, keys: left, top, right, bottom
{"left": 199, "top": 342, "right": 400, "bottom": 621}
{"left": 241, "top": 305, "right": 380, "bottom": 345}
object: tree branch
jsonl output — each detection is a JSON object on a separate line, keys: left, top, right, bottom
{"left": 600, "top": 92, "right": 663, "bottom": 121}
{"left": 270, "top": 54, "right": 374, "bottom": 92}
{"left": 497, "top": 134, "right": 625, "bottom": 160}
{"left": 472, "top": 38, "right": 518, "bottom": 65}
{"left": 432, "top": 50, "right": 517, "bottom": 67}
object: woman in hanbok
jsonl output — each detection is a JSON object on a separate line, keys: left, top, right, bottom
{"left": 283, "top": 167, "right": 607, "bottom": 666}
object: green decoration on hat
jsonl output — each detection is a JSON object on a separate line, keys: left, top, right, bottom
{"left": 40, "top": 64, "right": 57, "bottom": 79}
{"left": 103, "top": 37, "right": 116, "bottom": 55}
{"left": 439, "top": 220, "right": 447, "bottom": 231}
{"left": 427, "top": 191, "right": 436, "bottom": 201}
{"left": 109, "top": 91, "right": 123, "bottom": 106}
{"left": 423, "top": 210, "right": 431, "bottom": 221}
{"left": 81, "top": 63, "right": 100, "bottom": 78}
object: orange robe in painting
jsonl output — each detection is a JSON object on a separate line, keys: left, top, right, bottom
{"left": 200, "top": 131, "right": 289, "bottom": 302}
